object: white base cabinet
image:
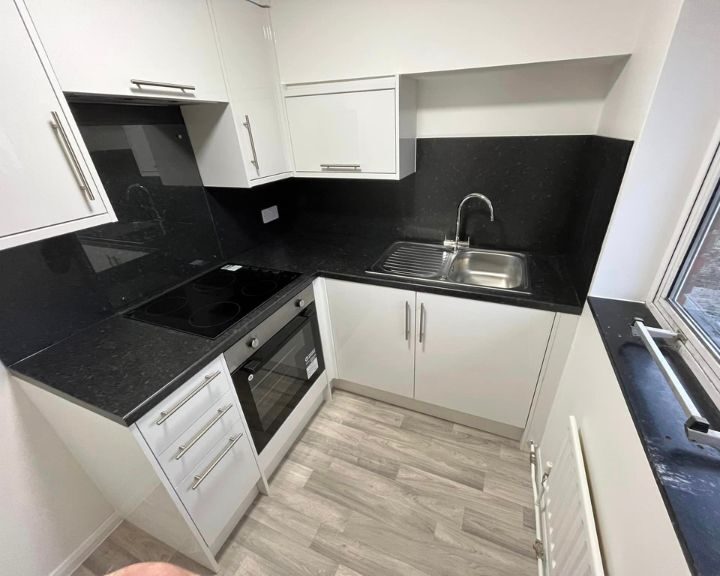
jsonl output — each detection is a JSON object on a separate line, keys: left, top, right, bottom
{"left": 326, "top": 280, "right": 415, "bottom": 398}
{"left": 1, "top": 0, "right": 115, "bottom": 251}
{"left": 325, "top": 279, "right": 556, "bottom": 430}
{"left": 414, "top": 292, "right": 555, "bottom": 428}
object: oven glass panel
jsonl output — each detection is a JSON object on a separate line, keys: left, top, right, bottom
{"left": 232, "top": 304, "right": 324, "bottom": 453}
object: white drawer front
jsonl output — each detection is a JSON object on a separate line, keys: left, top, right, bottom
{"left": 177, "top": 420, "right": 260, "bottom": 547}
{"left": 156, "top": 391, "right": 241, "bottom": 487}
{"left": 137, "top": 357, "right": 232, "bottom": 455}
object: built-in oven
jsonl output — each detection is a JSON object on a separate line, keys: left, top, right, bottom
{"left": 223, "top": 284, "right": 324, "bottom": 454}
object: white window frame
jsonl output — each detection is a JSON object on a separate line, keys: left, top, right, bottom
{"left": 649, "top": 121, "right": 720, "bottom": 407}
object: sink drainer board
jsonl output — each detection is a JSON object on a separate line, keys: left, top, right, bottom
{"left": 377, "top": 243, "right": 452, "bottom": 278}
{"left": 367, "top": 241, "right": 531, "bottom": 293}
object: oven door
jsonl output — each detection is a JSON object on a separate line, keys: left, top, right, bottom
{"left": 229, "top": 303, "right": 324, "bottom": 453}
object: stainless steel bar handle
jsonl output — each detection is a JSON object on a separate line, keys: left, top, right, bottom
{"left": 320, "top": 164, "right": 361, "bottom": 172}
{"left": 50, "top": 111, "right": 95, "bottom": 201}
{"left": 405, "top": 301, "right": 411, "bottom": 341}
{"left": 631, "top": 319, "right": 720, "bottom": 450}
{"left": 130, "top": 79, "right": 196, "bottom": 92}
{"left": 191, "top": 433, "right": 243, "bottom": 490}
{"left": 175, "top": 404, "right": 233, "bottom": 460}
{"left": 155, "top": 370, "right": 222, "bottom": 425}
{"left": 419, "top": 303, "right": 426, "bottom": 343}
{"left": 242, "top": 115, "right": 260, "bottom": 176}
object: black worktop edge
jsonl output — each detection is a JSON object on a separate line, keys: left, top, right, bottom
{"left": 318, "top": 270, "right": 583, "bottom": 316}
{"left": 588, "top": 296, "right": 720, "bottom": 576}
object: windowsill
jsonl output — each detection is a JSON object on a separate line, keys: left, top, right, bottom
{"left": 588, "top": 296, "right": 720, "bottom": 576}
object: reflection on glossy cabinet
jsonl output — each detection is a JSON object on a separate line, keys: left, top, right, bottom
{"left": 24, "top": 0, "right": 227, "bottom": 102}
{"left": 326, "top": 279, "right": 415, "bottom": 398}
{"left": 1, "top": 0, "right": 114, "bottom": 251}
{"left": 183, "top": 0, "right": 291, "bottom": 188}
{"left": 414, "top": 292, "right": 555, "bottom": 428}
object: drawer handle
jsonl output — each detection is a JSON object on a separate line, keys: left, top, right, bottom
{"left": 155, "top": 370, "right": 222, "bottom": 425}
{"left": 175, "top": 404, "right": 233, "bottom": 460}
{"left": 130, "top": 79, "right": 196, "bottom": 92}
{"left": 50, "top": 111, "right": 95, "bottom": 201}
{"left": 191, "top": 434, "right": 243, "bottom": 490}
{"left": 320, "top": 164, "right": 361, "bottom": 172}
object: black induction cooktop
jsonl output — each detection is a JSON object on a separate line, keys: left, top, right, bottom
{"left": 126, "top": 264, "right": 301, "bottom": 338}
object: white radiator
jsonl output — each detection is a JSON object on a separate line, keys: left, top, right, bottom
{"left": 530, "top": 416, "right": 605, "bottom": 576}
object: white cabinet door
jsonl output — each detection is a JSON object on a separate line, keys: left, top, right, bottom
{"left": 25, "top": 0, "right": 227, "bottom": 102}
{"left": 414, "top": 293, "right": 555, "bottom": 428}
{"left": 0, "top": 0, "right": 112, "bottom": 250}
{"left": 285, "top": 89, "right": 396, "bottom": 174}
{"left": 326, "top": 279, "right": 415, "bottom": 398}
{"left": 209, "top": 0, "right": 291, "bottom": 181}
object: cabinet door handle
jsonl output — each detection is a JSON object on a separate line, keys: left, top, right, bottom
{"left": 419, "top": 303, "right": 426, "bottom": 343}
{"left": 130, "top": 79, "right": 196, "bottom": 92}
{"left": 175, "top": 404, "right": 233, "bottom": 460}
{"left": 320, "top": 164, "right": 361, "bottom": 172}
{"left": 191, "top": 433, "right": 243, "bottom": 490}
{"left": 242, "top": 115, "right": 260, "bottom": 176}
{"left": 405, "top": 301, "right": 411, "bottom": 341}
{"left": 155, "top": 370, "right": 221, "bottom": 425}
{"left": 50, "top": 111, "right": 95, "bottom": 201}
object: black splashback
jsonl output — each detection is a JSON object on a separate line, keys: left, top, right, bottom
{"left": 240, "top": 136, "right": 631, "bottom": 268}
{"left": 0, "top": 103, "right": 224, "bottom": 365}
{"left": 1, "top": 128, "right": 630, "bottom": 366}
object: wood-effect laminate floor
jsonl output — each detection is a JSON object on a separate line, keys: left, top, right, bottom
{"left": 75, "top": 390, "right": 537, "bottom": 576}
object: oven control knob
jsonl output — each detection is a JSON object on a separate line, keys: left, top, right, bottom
{"left": 248, "top": 337, "right": 259, "bottom": 349}
{"left": 296, "top": 298, "right": 306, "bottom": 308}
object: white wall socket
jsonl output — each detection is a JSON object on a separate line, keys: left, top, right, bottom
{"left": 261, "top": 205, "right": 279, "bottom": 224}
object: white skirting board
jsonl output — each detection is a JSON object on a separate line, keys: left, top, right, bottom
{"left": 532, "top": 416, "right": 605, "bottom": 576}
{"left": 50, "top": 512, "right": 122, "bottom": 576}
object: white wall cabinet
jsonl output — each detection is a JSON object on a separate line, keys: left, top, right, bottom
{"left": 414, "top": 292, "right": 555, "bottom": 428}
{"left": 24, "top": 0, "right": 227, "bottom": 102}
{"left": 325, "top": 279, "right": 555, "bottom": 431}
{"left": 1, "top": 0, "right": 114, "bottom": 252}
{"left": 284, "top": 76, "right": 416, "bottom": 180}
{"left": 182, "top": 0, "right": 292, "bottom": 188}
{"left": 326, "top": 280, "right": 415, "bottom": 398}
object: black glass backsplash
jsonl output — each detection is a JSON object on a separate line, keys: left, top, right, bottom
{"left": 0, "top": 103, "right": 223, "bottom": 365}
{"left": 0, "top": 122, "right": 631, "bottom": 366}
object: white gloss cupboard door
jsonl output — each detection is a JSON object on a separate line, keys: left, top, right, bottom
{"left": 414, "top": 293, "right": 555, "bottom": 428}
{"left": 209, "top": 0, "right": 291, "bottom": 181}
{"left": 24, "top": 0, "right": 227, "bottom": 102}
{"left": 0, "top": 0, "right": 112, "bottom": 251}
{"left": 326, "top": 279, "right": 415, "bottom": 398}
{"left": 285, "top": 89, "right": 396, "bottom": 174}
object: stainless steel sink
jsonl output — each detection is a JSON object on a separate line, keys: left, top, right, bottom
{"left": 447, "top": 250, "right": 526, "bottom": 289}
{"left": 367, "top": 241, "right": 530, "bottom": 293}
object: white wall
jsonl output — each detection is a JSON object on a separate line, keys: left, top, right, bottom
{"left": 592, "top": 0, "right": 720, "bottom": 300}
{"left": 540, "top": 307, "right": 690, "bottom": 575}
{"left": 0, "top": 365, "right": 114, "bottom": 576}
{"left": 597, "top": 1, "right": 683, "bottom": 140}
{"left": 414, "top": 57, "right": 625, "bottom": 138}
{"left": 271, "top": 0, "right": 645, "bottom": 84}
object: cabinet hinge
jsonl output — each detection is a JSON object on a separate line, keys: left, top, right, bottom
{"left": 533, "top": 538, "right": 545, "bottom": 560}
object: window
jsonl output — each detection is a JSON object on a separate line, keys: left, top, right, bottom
{"left": 653, "top": 142, "right": 720, "bottom": 401}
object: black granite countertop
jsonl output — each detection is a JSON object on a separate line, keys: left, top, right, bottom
{"left": 589, "top": 297, "right": 720, "bottom": 576}
{"left": 232, "top": 232, "right": 582, "bottom": 315}
{"left": 10, "top": 231, "right": 580, "bottom": 427}
{"left": 11, "top": 273, "right": 315, "bottom": 425}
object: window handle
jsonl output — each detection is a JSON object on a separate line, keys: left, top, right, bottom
{"left": 632, "top": 319, "right": 720, "bottom": 449}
